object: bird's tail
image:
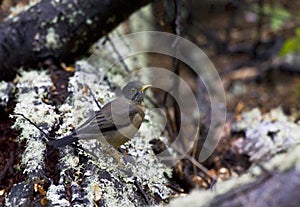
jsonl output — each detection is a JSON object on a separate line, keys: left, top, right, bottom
{"left": 48, "top": 134, "right": 78, "bottom": 148}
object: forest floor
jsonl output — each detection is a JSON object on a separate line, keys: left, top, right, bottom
{"left": 1, "top": 0, "right": 300, "bottom": 206}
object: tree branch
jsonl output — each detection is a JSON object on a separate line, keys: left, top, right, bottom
{"left": 0, "top": 0, "right": 152, "bottom": 80}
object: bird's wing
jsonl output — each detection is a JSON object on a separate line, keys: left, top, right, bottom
{"left": 76, "top": 98, "right": 144, "bottom": 134}
{"left": 99, "top": 98, "right": 145, "bottom": 130}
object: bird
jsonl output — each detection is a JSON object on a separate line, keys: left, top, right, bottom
{"left": 48, "top": 81, "right": 152, "bottom": 149}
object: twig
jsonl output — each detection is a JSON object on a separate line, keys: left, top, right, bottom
{"left": 134, "top": 177, "right": 151, "bottom": 205}
{"left": 85, "top": 84, "right": 102, "bottom": 110}
{"left": 13, "top": 113, "right": 52, "bottom": 140}
{"left": 106, "top": 35, "right": 131, "bottom": 73}
{"left": 162, "top": 0, "right": 182, "bottom": 140}
{"left": 185, "top": 154, "right": 218, "bottom": 184}
{"left": 171, "top": 0, "right": 182, "bottom": 136}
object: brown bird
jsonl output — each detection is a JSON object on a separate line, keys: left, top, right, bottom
{"left": 48, "top": 81, "right": 152, "bottom": 148}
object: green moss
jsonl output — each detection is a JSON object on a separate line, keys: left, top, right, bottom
{"left": 280, "top": 27, "right": 300, "bottom": 56}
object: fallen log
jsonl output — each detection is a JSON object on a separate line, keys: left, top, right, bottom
{"left": 0, "top": 0, "right": 151, "bottom": 80}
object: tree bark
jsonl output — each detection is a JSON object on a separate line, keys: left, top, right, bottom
{"left": 0, "top": 0, "right": 152, "bottom": 81}
{"left": 209, "top": 168, "right": 300, "bottom": 207}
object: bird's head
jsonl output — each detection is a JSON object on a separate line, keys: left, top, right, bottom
{"left": 122, "top": 81, "right": 152, "bottom": 103}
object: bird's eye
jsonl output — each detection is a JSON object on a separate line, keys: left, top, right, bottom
{"left": 131, "top": 88, "right": 137, "bottom": 93}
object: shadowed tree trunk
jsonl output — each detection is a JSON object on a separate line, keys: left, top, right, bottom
{"left": 0, "top": 0, "right": 152, "bottom": 81}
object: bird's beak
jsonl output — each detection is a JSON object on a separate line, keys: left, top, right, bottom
{"left": 140, "top": 84, "right": 152, "bottom": 92}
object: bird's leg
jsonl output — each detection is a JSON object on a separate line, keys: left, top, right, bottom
{"left": 114, "top": 148, "right": 124, "bottom": 168}
{"left": 99, "top": 139, "right": 124, "bottom": 168}
{"left": 106, "top": 147, "right": 124, "bottom": 168}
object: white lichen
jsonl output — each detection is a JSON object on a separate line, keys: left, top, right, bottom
{"left": 45, "top": 27, "right": 62, "bottom": 50}
{"left": 58, "top": 59, "right": 171, "bottom": 206}
{"left": 12, "top": 70, "right": 58, "bottom": 141}
{"left": 232, "top": 108, "right": 262, "bottom": 132}
{"left": 59, "top": 149, "right": 80, "bottom": 172}
{"left": 84, "top": 170, "right": 102, "bottom": 206}
{"left": 0, "top": 80, "right": 14, "bottom": 106}
{"left": 47, "top": 184, "right": 70, "bottom": 206}
{"left": 86, "top": 18, "right": 93, "bottom": 25}
{"left": 9, "top": 27, "right": 172, "bottom": 206}
{"left": 233, "top": 107, "right": 300, "bottom": 162}
{"left": 22, "top": 140, "right": 46, "bottom": 174}
{"left": 11, "top": 70, "right": 57, "bottom": 176}
{"left": 7, "top": 0, "right": 41, "bottom": 20}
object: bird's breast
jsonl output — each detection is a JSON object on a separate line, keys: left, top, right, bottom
{"left": 106, "top": 108, "right": 145, "bottom": 148}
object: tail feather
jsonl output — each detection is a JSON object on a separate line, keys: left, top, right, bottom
{"left": 48, "top": 135, "right": 78, "bottom": 148}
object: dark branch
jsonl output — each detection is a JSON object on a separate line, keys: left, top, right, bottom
{"left": 0, "top": 0, "right": 152, "bottom": 81}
